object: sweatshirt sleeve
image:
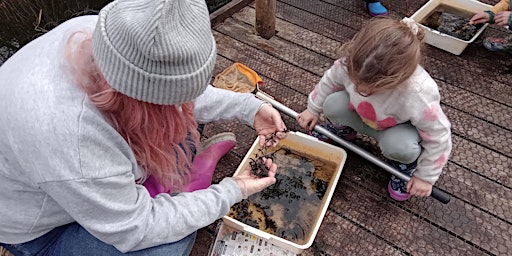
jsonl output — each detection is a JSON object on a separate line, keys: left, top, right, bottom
{"left": 407, "top": 82, "right": 452, "bottom": 184}
{"left": 193, "top": 85, "right": 264, "bottom": 127}
{"left": 34, "top": 103, "right": 245, "bottom": 253}
{"left": 40, "top": 176, "right": 242, "bottom": 252}
{"left": 307, "top": 59, "right": 348, "bottom": 116}
{"left": 491, "top": 0, "right": 510, "bottom": 13}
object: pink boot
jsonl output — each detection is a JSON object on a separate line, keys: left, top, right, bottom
{"left": 144, "top": 175, "right": 167, "bottom": 198}
{"left": 143, "top": 132, "right": 236, "bottom": 197}
{"left": 183, "top": 132, "right": 236, "bottom": 192}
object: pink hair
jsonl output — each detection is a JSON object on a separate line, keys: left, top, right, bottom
{"left": 64, "top": 31, "right": 201, "bottom": 192}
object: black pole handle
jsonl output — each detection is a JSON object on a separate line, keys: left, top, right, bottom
{"left": 431, "top": 187, "right": 451, "bottom": 204}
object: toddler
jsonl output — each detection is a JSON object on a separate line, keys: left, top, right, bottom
{"left": 297, "top": 17, "right": 452, "bottom": 201}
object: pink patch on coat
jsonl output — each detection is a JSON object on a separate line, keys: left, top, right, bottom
{"left": 418, "top": 129, "right": 431, "bottom": 141}
{"left": 377, "top": 117, "right": 398, "bottom": 130}
{"left": 332, "top": 84, "right": 344, "bottom": 91}
{"left": 311, "top": 85, "right": 319, "bottom": 100}
{"left": 423, "top": 105, "right": 439, "bottom": 121}
{"left": 356, "top": 101, "right": 397, "bottom": 130}
{"left": 434, "top": 154, "right": 448, "bottom": 168}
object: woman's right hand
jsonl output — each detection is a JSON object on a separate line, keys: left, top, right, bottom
{"left": 470, "top": 11, "right": 490, "bottom": 24}
{"left": 296, "top": 110, "right": 319, "bottom": 131}
{"left": 233, "top": 157, "right": 277, "bottom": 198}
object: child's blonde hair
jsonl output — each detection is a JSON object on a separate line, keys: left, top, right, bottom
{"left": 339, "top": 18, "right": 425, "bottom": 96}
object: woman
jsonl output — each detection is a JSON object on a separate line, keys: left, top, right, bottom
{"left": 0, "top": 0, "right": 287, "bottom": 255}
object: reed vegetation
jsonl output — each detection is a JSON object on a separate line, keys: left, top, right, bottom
{"left": 1, "top": 0, "right": 105, "bottom": 45}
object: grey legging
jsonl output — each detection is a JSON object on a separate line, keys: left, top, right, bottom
{"left": 323, "top": 91, "right": 421, "bottom": 164}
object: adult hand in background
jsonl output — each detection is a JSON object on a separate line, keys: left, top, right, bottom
{"left": 494, "top": 11, "right": 511, "bottom": 26}
{"left": 470, "top": 11, "right": 491, "bottom": 24}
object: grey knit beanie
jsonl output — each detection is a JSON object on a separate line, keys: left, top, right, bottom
{"left": 92, "top": 0, "right": 216, "bottom": 105}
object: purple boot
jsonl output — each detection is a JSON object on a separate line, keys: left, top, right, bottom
{"left": 309, "top": 123, "right": 357, "bottom": 144}
{"left": 387, "top": 160, "right": 417, "bottom": 201}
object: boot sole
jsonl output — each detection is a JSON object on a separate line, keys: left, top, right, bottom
{"left": 201, "top": 132, "right": 237, "bottom": 150}
{"left": 388, "top": 182, "right": 410, "bottom": 201}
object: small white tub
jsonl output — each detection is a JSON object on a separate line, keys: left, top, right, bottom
{"left": 410, "top": 0, "right": 492, "bottom": 55}
{"left": 218, "top": 131, "right": 347, "bottom": 255}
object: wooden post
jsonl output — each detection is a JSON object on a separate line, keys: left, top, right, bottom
{"left": 255, "top": 0, "right": 276, "bottom": 39}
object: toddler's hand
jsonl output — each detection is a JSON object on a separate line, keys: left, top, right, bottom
{"left": 296, "top": 110, "right": 319, "bottom": 131}
{"left": 233, "top": 157, "right": 277, "bottom": 198}
{"left": 406, "top": 176, "right": 432, "bottom": 197}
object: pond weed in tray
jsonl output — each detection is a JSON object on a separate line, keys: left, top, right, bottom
{"left": 410, "top": 0, "right": 492, "bottom": 55}
{"left": 422, "top": 9, "right": 483, "bottom": 41}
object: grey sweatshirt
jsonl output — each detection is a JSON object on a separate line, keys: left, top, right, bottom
{"left": 0, "top": 16, "right": 264, "bottom": 253}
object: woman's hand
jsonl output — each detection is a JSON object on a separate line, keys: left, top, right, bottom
{"left": 406, "top": 176, "right": 433, "bottom": 197}
{"left": 470, "top": 11, "right": 491, "bottom": 24}
{"left": 495, "top": 11, "right": 511, "bottom": 26}
{"left": 233, "top": 157, "right": 277, "bottom": 198}
{"left": 254, "top": 103, "right": 287, "bottom": 147}
{"left": 296, "top": 110, "right": 319, "bottom": 131}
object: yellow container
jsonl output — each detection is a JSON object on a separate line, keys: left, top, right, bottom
{"left": 410, "top": 0, "right": 492, "bottom": 55}
{"left": 221, "top": 131, "right": 347, "bottom": 255}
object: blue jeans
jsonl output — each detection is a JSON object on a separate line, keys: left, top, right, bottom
{"left": 1, "top": 223, "right": 196, "bottom": 256}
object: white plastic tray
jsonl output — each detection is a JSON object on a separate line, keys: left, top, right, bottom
{"left": 221, "top": 131, "right": 347, "bottom": 254}
{"left": 410, "top": 0, "right": 492, "bottom": 55}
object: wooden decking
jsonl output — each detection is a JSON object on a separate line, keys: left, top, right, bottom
{"left": 192, "top": 0, "right": 512, "bottom": 255}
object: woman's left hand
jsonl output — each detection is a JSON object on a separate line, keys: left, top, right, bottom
{"left": 254, "top": 103, "right": 287, "bottom": 147}
{"left": 495, "top": 11, "right": 511, "bottom": 26}
{"left": 406, "top": 176, "right": 433, "bottom": 197}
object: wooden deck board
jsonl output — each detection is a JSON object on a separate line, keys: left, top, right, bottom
{"left": 329, "top": 181, "right": 489, "bottom": 255}
{"left": 191, "top": 1, "right": 512, "bottom": 255}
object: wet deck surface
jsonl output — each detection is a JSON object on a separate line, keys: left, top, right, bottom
{"left": 192, "top": 0, "right": 512, "bottom": 255}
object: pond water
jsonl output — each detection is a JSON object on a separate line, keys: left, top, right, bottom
{"left": 0, "top": 0, "right": 230, "bottom": 65}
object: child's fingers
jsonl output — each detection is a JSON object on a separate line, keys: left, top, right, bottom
{"left": 406, "top": 180, "right": 413, "bottom": 193}
{"left": 307, "top": 120, "right": 316, "bottom": 131}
